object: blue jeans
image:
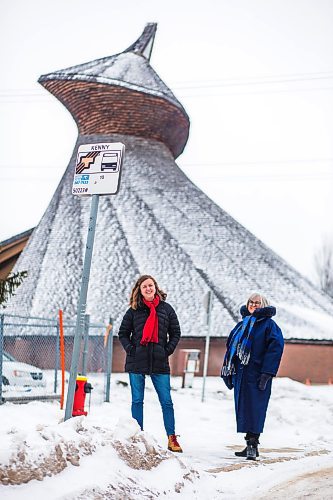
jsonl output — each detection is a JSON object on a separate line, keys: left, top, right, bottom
{"left": 129, "top": 373, "right": 175, "bottom": 436}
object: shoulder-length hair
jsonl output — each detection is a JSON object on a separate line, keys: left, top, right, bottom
{"left": 130, "top": 275, "right": 167, "bottom": 310}
{"left": 246, "top": 292, "right": 269, "bottom": 309}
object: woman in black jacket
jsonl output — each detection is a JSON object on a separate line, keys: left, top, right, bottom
{"left": 118, "top": 275, "right": 182, "bottom": 452}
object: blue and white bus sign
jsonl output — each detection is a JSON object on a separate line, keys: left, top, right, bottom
{"left": 72, "top": 142, "right": 125, "bottom": 196}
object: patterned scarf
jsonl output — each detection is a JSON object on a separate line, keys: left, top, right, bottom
{"left": 221, "top": 315, "right": 256, "bottom": 376}
{"left": 140, "top": 296, "right": 160, "bottom": 345}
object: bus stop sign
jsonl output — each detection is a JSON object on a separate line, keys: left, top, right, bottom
{"left": 72, "top": 142, "right": 125, "bottom": 196}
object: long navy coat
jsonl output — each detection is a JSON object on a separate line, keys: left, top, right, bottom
{"left": 226, "top": 306, "right": 284, "bottom": 434}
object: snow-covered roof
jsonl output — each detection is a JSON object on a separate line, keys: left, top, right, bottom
{"left": 0, "top": 228, "right": 34, "bottom": 248}
{"left": 38, "top": 23, "right": 189, "bottom": 159}
{"left": 5, "top": 133, "right": 333, "bottom": 342}
{"left": 38, "top": 24, "right": 187, "bottom": 118}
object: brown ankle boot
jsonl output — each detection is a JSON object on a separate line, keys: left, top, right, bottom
{"left": 168, "top": 434, "right": 183, "bottom": 453}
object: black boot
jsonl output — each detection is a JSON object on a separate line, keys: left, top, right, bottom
{"left": 235, "top": 434, "right": 259, "bottom": 458}
{"left": 235, "top": 444, "right": 259, "bottom": 458}
{"left": 235, "top": 445, "right": 260, "bottom": 457}
{"left": 246, "top": 437, "right": 259, "bottom": 461}
{"left": 234, "top": 446, "right": 248, "bottom": 457}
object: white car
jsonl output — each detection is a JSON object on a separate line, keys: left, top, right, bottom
{"left": 2, "top": 351, "right": 46, "bottom": 388}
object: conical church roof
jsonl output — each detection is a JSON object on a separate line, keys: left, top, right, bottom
{"left": 39, "top": 23, "right": 181, "bottom": 110}
{"left": 5, "top": 25, "right": 333, "bottom": 341}
{"left": 38, "top": 23, "right": 189, "bottom": 158}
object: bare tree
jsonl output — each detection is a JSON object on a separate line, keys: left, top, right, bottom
{"left": 314, "top": 239, "right": 333, "bottom": 298}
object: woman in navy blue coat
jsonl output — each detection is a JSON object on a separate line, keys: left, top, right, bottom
{"left": 221, "top": 293, "right": 284, "bottom": 460}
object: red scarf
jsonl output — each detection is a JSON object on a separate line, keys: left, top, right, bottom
{"left": 141, "top": 296, "right": 160, "bottom": 345}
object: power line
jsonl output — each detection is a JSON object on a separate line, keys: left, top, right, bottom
{"left": 1, "top": 173, "right": 332, "bottom": 183}
{"left": 0, "top": 165, "right": 66, "bottom": 170}
{"left": 1, "top": 164, "right": 332, "bottom": 181}
{"left": 171, "top": 69, "right": 333, "bottom": 86}
{"left": 1, "top": 70, "right": 333, "bottom": 95}
{"left": 0, "top": 177, "right": 60, "bottom": 182}
{"left": 1, "top": 70, "right": 333, "bottom": 102}
{"left": 190, "top": 173, "right": 333, "bottom": 181}
{"left": 172, "top": 74, "right": 333, "bottom": 91}
{"left": 179, "top": 85, "right": 333, "bottom": 99}
{"left": 0, "top": 158, "right": 332, "bottom": 170}
{"left": 1, "top": 85, "right": 332, "bottom": 104}
{"left": 180, "top": 158, "right": 333, "bottom": 167}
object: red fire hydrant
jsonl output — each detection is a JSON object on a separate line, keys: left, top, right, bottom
{"left": 72, "top": 375, "right": 93, "bottom": 417}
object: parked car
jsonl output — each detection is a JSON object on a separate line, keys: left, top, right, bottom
{"left": 1, "top": 351, "right": 46, "bottom": 388}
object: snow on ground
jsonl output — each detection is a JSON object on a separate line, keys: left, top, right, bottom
{"left": 0, "top": 375, "right": 332, "bottom": 499}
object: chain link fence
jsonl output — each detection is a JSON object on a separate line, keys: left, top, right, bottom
{"left": 0, "top": 312, "right": 112, "bottom": 404}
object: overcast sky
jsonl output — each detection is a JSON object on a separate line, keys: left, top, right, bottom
{"left": 1, "top": 0, "right": 332, "bottom": 282}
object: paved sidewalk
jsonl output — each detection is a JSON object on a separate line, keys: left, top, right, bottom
{"left": 258, "top": 466, "right": 333, "bottom": 499}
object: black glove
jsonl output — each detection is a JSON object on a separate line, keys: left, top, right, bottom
{"left": 258, "top": 373, "right": 272, "bottom": 391}
{"left": 222, "top": 375, "right": 234, "bottom": 390}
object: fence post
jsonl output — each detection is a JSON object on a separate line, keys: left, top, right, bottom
{"left": 82, "top": 314, "right": 90, "bottom": 376}
{"left": 201, "top": 291, "right": 213, "bottom": 402}
{"left": 105, "top": 317, "right": 114, "bottom": 402}
{"left": 0, "top": 314, "right": 4, "bottom": 404}
{"left": 54, "top": 323, "right": 60, "bottom": 394}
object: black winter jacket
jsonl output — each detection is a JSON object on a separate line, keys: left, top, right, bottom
{"left": 118, "top": 301, "right": 181, "bottom": 374}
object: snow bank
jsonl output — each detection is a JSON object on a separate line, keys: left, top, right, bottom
{"left": 0, "top": 403, "right": 198, "bottom": 498}
{"left": 0, "top": 375, "right": 332, "bottom": 499}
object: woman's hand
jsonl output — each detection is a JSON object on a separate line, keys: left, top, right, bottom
{"left": 127, "top": 345, "right": 136, "bottom": 356}
{"left": 258, "top": 373, "right": 272, "bottom": 390}
{"left": 222, "top": 375, "right": 234, "bottom": 390}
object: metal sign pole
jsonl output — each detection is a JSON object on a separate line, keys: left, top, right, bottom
{"left": 105, "top": 317, "right": 114, "bottom": 402}
{"left": 64, "top": 194, "right": 100, "bottom": 421}
{"left": 81, "top": 314, "right": 90, "bottom": 376}
{"left": 201, "top": 291, "right": 213, "bottom": 402}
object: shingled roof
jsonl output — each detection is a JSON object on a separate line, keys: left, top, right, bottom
{"left": 0, "top": 228, "right": 34, "bottom": 280}
{"left": 38, "top": 23, "right": 189, "bottom": 158}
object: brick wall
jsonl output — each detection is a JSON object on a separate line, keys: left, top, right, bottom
{"left": 113, "top": 337, "right": 333, "bottom": 384}
{"left": 5, "top": 336, "right": 332, "bottom": 384}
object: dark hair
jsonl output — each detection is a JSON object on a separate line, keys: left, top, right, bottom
{"left": 129, "top": 275, "right": 167, "bottom": 310}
